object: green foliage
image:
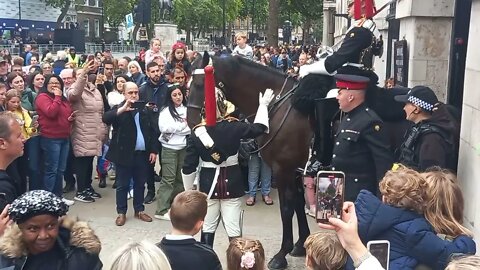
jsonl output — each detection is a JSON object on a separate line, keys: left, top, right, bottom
{"left": 103, "top": 0, "right": 135, "bottom": 28}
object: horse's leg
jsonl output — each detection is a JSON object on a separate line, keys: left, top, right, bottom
{"left": 268, "top": 171, "right": 296, "bottom": 270}
{"left": 290, "top": 172, "right": 310, "bottom": 257}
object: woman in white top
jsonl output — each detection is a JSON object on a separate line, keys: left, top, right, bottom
{"left": 154, "top": 84, "right": 191, "bottom": 220}
{"left": 107, "top": 75, "right": 129, "bottom": 108}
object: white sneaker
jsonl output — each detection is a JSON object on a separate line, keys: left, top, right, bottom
{"left": 154, "top": 212, "right": 171, "bottom": 221}
{"left": 127, "top": 189, "right": 133, "bottom": 200}
{"left": 62, "top": 198, "right": 75, "bottom": 206}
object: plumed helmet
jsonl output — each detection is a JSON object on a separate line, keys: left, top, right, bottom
{"left": 351, "top": 0, "right": 377, "bottom": 20}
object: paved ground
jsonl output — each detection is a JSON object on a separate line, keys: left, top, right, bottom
{"left": 67, "top": 177, "right": 319, "bottom": 269}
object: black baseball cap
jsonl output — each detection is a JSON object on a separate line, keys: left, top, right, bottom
{"left": 394, "top": 85, "right": 439, "bottom": 112}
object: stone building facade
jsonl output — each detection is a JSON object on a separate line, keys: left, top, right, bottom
{"left": 76, "top": 0, "right": 103, "bottom": 42}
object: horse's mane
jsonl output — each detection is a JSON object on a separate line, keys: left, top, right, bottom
{"left": 221, "top": 55, "right": 288, "bottom": 79}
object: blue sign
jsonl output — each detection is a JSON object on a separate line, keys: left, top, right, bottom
{"left": 125, "top": 13, "right": 134, "bottom": 29}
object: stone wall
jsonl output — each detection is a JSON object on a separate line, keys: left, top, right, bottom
{"left": 458, "top": 0, "right": 480, "bottom": 249}
{"left": 396, "top": 0, "right": 455, "bottom": 102}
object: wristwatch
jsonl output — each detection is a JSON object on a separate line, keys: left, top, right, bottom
{"left": 353, "top": 251, "right": 373, "bottom": 268}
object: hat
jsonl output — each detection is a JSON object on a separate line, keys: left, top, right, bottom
{"left": 8, "top": 190, "right": 69, "bottom": 223}
{"left": 394, "top": 85, "right": 439, "bottom": 112}
{"left": 172, "top": 42, "right": 186, "bottom": 51}
{"left": 334, "top": 74, "right": 370, "bottom": 90}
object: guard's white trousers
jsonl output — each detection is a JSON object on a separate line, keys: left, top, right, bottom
{"left": 203, "top": 198, "right": 242, "bottom": 237}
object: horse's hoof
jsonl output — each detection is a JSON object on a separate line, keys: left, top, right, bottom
{"left": 268, "top": 256, "right": 288, "bottom": 270}
{"left": 289, "top": 245, "right": 306, "bottom": 257}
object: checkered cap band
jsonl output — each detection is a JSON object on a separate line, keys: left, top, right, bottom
{"left": 408, "top": 96, "right": 434, "bottom": 111}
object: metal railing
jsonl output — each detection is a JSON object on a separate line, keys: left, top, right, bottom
{"left": 0, "top": 43, "right": 142, "bottom": 55}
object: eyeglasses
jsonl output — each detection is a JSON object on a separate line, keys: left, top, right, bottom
{"left": 43, "top": 66, "right": 52, "bottom": 69}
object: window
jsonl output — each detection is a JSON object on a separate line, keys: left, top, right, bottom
{"left": 84, "top": 0, "right": 88, "bottom": 5}
{"left": 89, "top": 0, "right": 96, "bottom": 6}
{"left": 84, "top": 19, "right": 89, "bottom": 37}
{"left": 94, "top": 19, "right": 100, "bottom": 38}
{"left": 95, "top": 0, "right": 100, "bottom": 7}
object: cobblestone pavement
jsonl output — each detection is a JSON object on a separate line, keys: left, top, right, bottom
{"left": 67, "top": 178, "right": 319, "bottom": 269}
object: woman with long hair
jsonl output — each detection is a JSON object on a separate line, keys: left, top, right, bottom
{"left": 154, "top": 84, "right": 190, "bottom": 220}
{"left": 108, "top": 75, "right": 129, "bottom": 108}
{"left": 35, "top": 74, "right": 75, "bottom": 205}
{"left": 6, "top": 73, "right": 36, "bottom": 116}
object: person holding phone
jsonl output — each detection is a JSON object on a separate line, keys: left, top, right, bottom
{"left": 66, "top": 59, "right": 107, "bottom": 203}
{"left": 318, "top": 202, "right": 384, "bottom": 270}
{"left": 35, "top": 74, "right": 75, "bottom": 205}
{"left": 103, "top": 82, "right": 158, "bottom": 226}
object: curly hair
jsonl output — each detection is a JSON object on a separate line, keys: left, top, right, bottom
{"left": 422, "top": 167, "right": 472, "bottom": 237}
{"left": 379, "top": 164, "right": 428, "bottom": 214}
{"left": 226, "top": 238, "right": 265, "bottom": 270}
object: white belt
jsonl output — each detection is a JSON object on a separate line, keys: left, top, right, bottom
{"left": 201, "top": 154, "right": 239, "bottom": 199}
{"left": 202, "top": 154, "right": 239, "bottom": 168}
{"left": 344, "top": 62, "right": 364, "bottom": 68}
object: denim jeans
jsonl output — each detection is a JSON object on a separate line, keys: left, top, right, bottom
{"left": 40, "top": 137, "right": 69, "bottom": 197}
{"left": 27, "top": 136, "right": 43, "bottom": 190}
{"left": 156, "top": 147, "right": 186, "bottom": 215}
{"left": 248, "top": 154, "right": 272, "bottom": 197}
{"left": 116, "top": 151, "right": 149, "bottom": 214}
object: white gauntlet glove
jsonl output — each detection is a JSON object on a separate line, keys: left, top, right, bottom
{"left": 254, "top": 88, "right": 275, "bottom": 133}
{"left": 298, "top": 58, "right": 336, "bottom": 78}
{"left": 182, "top": 170, "right": 197, "bottom": 190}
{"left": 194, "top": 126, "right": 214, "bottom": 148}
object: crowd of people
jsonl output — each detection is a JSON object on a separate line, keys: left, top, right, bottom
{"left": 0, "top": 0, "right": 477, "bottom": 267}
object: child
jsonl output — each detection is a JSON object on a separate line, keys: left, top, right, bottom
{"left": 227, "top": 238, "right": 265, "bottom": 270}
{"left": 145, "top": 38, "right": 165, "bottom": 66}
{"left": 351, "top": 165, "right": 476, "bottom": 270}
{"left": 166, "top": 42, "right": 191, "bottom": 75}
{"left": 304, "top": 231, "right": 347, "bottom": 270}
{"left": 422, "top": 167, "right": 472, "bottom": 238}
{"left": 5, "top": 89, "right": 36, "bottom": 139}
{"left": 232, "top": 32, "right": 253, "bottom": 60}
{"left": 446, "top": 255, "right": 480, "bottom": 270}
{"left": 157, "top": 190, "right": 222, "bottom": 270}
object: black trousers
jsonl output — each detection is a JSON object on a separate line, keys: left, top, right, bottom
{"left": 64, "top": 144, "right": 76, "bottom": 186}
{"left": 74, "top": 156, "right": 94, "bottom": 193}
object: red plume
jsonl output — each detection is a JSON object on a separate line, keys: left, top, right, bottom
{"left": 204, "top": 66, "right": 216, "bottom": 127}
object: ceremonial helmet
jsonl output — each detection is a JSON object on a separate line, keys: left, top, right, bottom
{"left": 348, "top": 0, "right": 377, "bottom": 20}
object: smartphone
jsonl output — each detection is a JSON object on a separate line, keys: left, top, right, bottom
{"left": 131, "top": 101, "right": 146, "bottom": 110}
{"left": 30, "top": 115, "right": 39, "bottom": 127}
{"left": 367, "top": 240, "right": 390, "bottom": 270}
{"left": 315, "top": 171, "right": 345, "bottom": 224}
{"left": 97, "top": 66, "right": 104, "bottom": 75}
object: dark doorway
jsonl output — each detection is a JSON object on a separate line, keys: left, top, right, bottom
{"left": 447, "top": 0, "right": 472, "bottom": 109}
{"left": 385, "top": 2, "right": 400, "bottom": 81}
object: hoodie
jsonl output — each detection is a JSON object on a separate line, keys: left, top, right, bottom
{"left": 0, "top": 217, "right": 102, "bottom": 270}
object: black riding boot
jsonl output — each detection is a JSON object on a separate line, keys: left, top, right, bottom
{"left": 201, "top": 232, "right": 215, "bottom": 247}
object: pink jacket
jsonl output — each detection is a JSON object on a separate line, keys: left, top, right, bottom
{"left": 66, "top": 71, "right": 106, "bottom": 157}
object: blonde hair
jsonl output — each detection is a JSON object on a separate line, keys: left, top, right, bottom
{"left": 227, "top": 238, "right": 265, "bottom": 270}
{"left": 446, "top": 255, "right": 480, "bottom": 270}
{"left": 379, "top": 164, "right": 427, "bottom": 214}
{"left": 304, "top": 231, "right": 347, "bottom": 270}
{"left": 127, "top": 61, "right": 143, "bottom": 74}
{"left": 110, "top": 240, "right": 172, "bottom": 270}
{"left": 235, "top": 32, "right": 247, "bottom": 40}
{"left": 422, "top": 168, "right": 472, "bottom": 237}
{"left": 5, "top": 89, "right": 22, "bottom": 113}
{"left": 56, "top": 50, "right": 67, "bottom": 61}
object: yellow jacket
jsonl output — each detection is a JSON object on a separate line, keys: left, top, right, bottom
{"left": 13, "top": 109, "right": 36, "bottom": 140}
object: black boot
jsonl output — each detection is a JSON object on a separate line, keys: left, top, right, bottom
{"left": 201, "top": 232, "right": 215, "bottom": 247}
{"left": 98, "top": 176, "right": 107, "bottom": 188}
{"left": 228, "top": 236, "right": 240, "bottom": 242}
{"left": 112, "top": 180, "right": 117, "bottom": 189}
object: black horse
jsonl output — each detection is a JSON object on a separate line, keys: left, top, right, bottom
{"left": 187, "top": 53, "right": 408, "bottom": 269}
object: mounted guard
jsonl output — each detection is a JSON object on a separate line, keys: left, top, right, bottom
{"left": 181, "top": 65, "right": 275, "bottom": 247}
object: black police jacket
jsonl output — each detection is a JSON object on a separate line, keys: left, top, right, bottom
{"left": 331, "top": 103, "right": 393, "bottom": 201}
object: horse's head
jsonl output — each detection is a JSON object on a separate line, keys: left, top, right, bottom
{"left": 187, "top": 51, "right": 211, "bottom": 128}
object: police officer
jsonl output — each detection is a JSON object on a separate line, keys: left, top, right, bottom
{"left": 299, "top": 0, "right": 382, "bottom": 83}
{"left": 394, "top": 86, "right": 459, "bottom": 172}
{"left": 331, "top": 74, "right": 393, "bottom": 202}
{"left": 182, "top": 87, "right": 275, "bottom": 247}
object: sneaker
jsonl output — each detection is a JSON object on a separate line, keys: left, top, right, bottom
{"left": 127, "top": 189, "right": 133, "bottom": 200}
{"left": 74, "top": 191, "right": 95, "bottom": 203}
{"left": 87, "top": 187, "right": 102, "bottom": 199}
{"left": 62, "top": 198, "right": 75, "bottom": 206}
{"left": 144, "top": 192, "right": 156, "bottom": 204}
{"left": 154, "top": 212, "right": 171, "bottom": 221}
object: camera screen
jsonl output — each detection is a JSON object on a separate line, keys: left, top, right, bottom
{"left": 369, "top": 243, "right": 389, "bottom": 270}
{"left": 316, "top": 174, "right": 344, "bottom": 223}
